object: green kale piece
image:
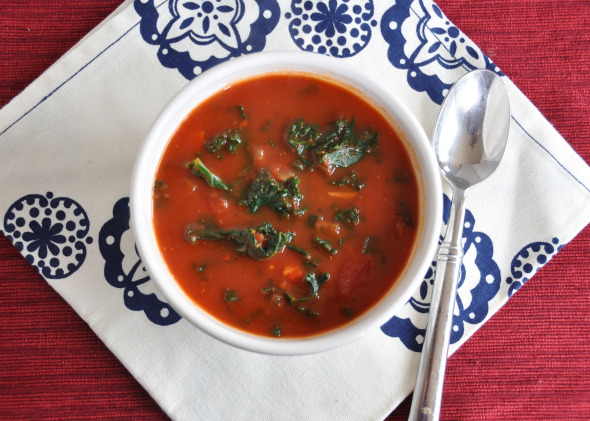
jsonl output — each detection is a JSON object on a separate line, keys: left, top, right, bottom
{"left": 343, "top": 308, "right": 354, "bottom": 318}
{"left": 226, "top": 132, "right": 243, "bottom": 154}
{"left": 262, "top": 271, "right": 330, "bottom": 304}
{"left": 303, "top": 271, "right": 330, "bottom": 299}
{"left": 153, "top": 180, "right": 167, "bottom": 191}
{"left": 226, "top": 223, "right": 295, "bottom": 259}
{"left": 286, "top": 244, "right": 319, "bottom": 267}
{"left": 334, "top": 207, "right": 360, "bottom": 228}
{"left": 330, "top": 171, "right": 366, "bottom": 190}
{"left": 184, "top": 225, "right": 226, "bottom": 244}
{"left": 320, "top": 122, "right": 379, "bottom": 173}
{"left": 241, "top": 168, "right": 304, "bottom": 217}
{"left": 296, "top": 306, "right": 319, "bottom": 317}
{"left": 224, "top": 289, "right": 239, "bottom": 302}
{"left": 184, "top": 222, "right": 294, "bottom": 260}
{"left": 187, "top": 158, "right": 230, "bottom": 191}
{"left": 286, "top": 118, "right": 379, "bottom": 173}
{"left": 313, "top": 237, "right": 339, "bottom": 255}
{"left": 397, "top": 201, "right": 414, "bottom": 228}
{"left": 287, "top": 118, "right": 322, "bottom": 160}
{"left": 153, "top": 180, "right": 168, "bottom": 206}
{"left": 286, "top": 244, "right": 310, "bottom": 258}
{"left": 206, "top": 134, "right": 226, "bottom": 155}
{"left": 236, "top": 105, "right": 247, "bottom": 120}
{"left": 206, "top": 130, "right": 243, "bottom": 157}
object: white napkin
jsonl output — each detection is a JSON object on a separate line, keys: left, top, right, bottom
{"left": 1, "top": 1, "right": 589, "bottom": 419}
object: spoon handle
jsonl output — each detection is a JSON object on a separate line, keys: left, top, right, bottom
{"left": 408, "top": 188, "right": 467, "bottom": 421}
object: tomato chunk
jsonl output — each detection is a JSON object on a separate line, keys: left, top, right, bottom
{"left": 337, "top": 255, "right": 376, "bottom": 297}
{"left": 283, "top": 265, "right": 305, "bottom": 283}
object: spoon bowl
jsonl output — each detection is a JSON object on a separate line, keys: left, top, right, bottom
{"left": 409, "top": 69, "right": 510, "bottom": 421}
{"left": 434, "top": 70, "right": 510, "bottom": 189}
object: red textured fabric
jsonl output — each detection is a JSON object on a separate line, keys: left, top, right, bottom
{"left": 0, "top": 1, "right": 588, "bottom": 420}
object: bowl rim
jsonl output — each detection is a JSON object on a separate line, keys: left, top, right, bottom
{"left": 130, "top": 51, "right": 442, "bottom": 356}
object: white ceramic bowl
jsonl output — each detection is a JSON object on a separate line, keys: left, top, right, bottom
{"left": 130, "top": 51, "right": 442, "bottom": 355}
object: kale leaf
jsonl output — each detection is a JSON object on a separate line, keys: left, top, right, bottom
{"left": 241, "top": 168, "right": 304, "bottom": 217}
{"left": 286, "top": 118, "right": 322, "bottom": 169}
{"left": 334, "top": 207, "right": 360, "bottom": 228}
{"left": 313, "top": 237, "right": 339, "bottom": 255}
{"left": 320, "top": 122, "right": 379, "bottom": 173}
{"left": 287, "top": 244, "right": 319, "bottom": 267}
{"left": 187, "top": 158, "right": 230, "bottom": 191}
{"left": 184, "top": 222, "right": 294, "bottom": 260}
{"left": 224, "top": 289, "right": 239, "bottom": 302}
{"left": 286, "top": 118, "right": 379, "bottom": 173}
{"left": 262, "top": 271, "right": 330, "bottom": 304}
{"left": 206, "top": 129, "right": 243, "bottom": 157}
{"left": 330, "top": 171, "right": 366, "bottom": 190}
{"left": 236, "top": 105, "right": 247, "bottom": 120}
{"left": 397, "top": 201, "right": 414, "bottom": 228}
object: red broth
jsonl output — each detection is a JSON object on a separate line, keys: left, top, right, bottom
{"left": 152, "top": 73, "right": 420, "bottom": 338}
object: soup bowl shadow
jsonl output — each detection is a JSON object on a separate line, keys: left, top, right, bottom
{"left": 130, "top": 51, "right": 442, "bottom": 356}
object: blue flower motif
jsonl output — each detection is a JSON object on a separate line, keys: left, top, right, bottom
{"left": 3, "top": 192, "right": 92, "bottom": 279}
{"left": 311, "top": 0, "right": 352, "bottom": 37}
{"left": 165, "top": 0, "right": 242, "bottom": 50}
{"left": 427, "top": 18, "right": 480, "bottom": 59}
{"left": 135, "top": 0, "right": 280, "bottom": 79}
{"left": 286, "top": 0, "right": 377, "bottom": 57}
{"left": 506, "top": 238, "right": 561, "bottom": 296}
{"left": 99, "top": 198, "right": 181, "bottom": 326}
{"left": 380, "top": 0, "right": 501, "bottom": 104}
{"left": 22, "top": 218, "right": 66, "bottom": 259}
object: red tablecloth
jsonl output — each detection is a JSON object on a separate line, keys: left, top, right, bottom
{"left": 1, "top": 1, "right": 588, "bottom": 419}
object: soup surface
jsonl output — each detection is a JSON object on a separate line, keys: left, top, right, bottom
{"left": 152, "top": 73, "right": 420, "bottom": 338}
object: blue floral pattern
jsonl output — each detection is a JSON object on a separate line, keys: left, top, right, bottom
{"left": 381, "top": 194, "right": 502, "bottom": 351}
{"left": 134, "top": 0, "right": 280, "bottom": 79}
{"left": 506, "top": 238, "right": 561, "bottom": 297}
{"left": 99, "top": 198, "right": 181, "bottom": 326}
{"left": 286, "top": 0, "right": 376, "bottom": 56}
{"left": 380, "top": 0, "right": 501, "bottom": 104}
{"left": 3, "top": 192, "right": 93, "bottom": 279}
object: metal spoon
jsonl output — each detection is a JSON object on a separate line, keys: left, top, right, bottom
{"left": 408, "top": 69, "right": 510, "bottom": 421}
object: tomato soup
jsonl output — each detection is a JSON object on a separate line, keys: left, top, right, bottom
{"left": 152, "top": 73, "right": 420, "bottom": 338}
